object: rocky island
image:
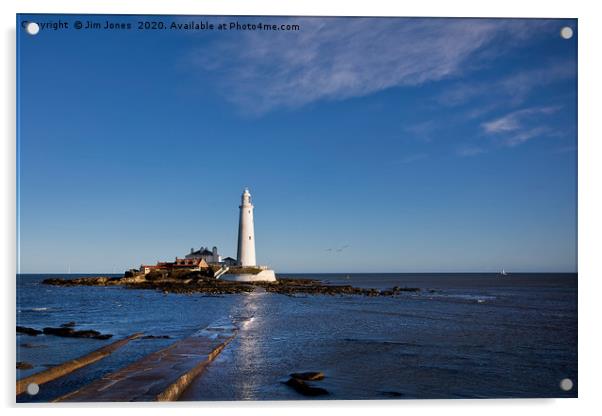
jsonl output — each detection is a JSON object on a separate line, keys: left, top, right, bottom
{"left": 42, "top": 269, "right": 421, "bottom": 297}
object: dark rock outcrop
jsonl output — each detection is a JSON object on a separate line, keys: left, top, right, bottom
{"left": 16, "top": 361, "right": 33, "bottom": 370}
{"left": 380, "top": 390, "right": 404, "bottom": 398}
{"left": 262, "top": 279, "right": 421, "bottom": 297}
{"left": 42, "top": 327, "right": 112, "bottom": 340}
{"left": 17, "top": 326, "right": 42, "bottom": 336}
{"left": 42, "top": 276, "right": 121, "bottom": 286}
{"left": 284, "top": 377, "right": 329, "bottom": 396}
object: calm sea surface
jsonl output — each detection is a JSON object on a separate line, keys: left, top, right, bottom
{"left": 16, "top": 273, "right": 577, "bottom": 401}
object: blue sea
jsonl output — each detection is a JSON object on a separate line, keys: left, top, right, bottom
{"left": 16, "top": 273, "right": 577, "bottom": 401}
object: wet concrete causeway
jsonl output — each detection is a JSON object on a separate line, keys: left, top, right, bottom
{"left": 17, "top": 333, "right": 144, "bottom": 396}
{"left": 54, "top": 317, "right": 247, "bottom": 402}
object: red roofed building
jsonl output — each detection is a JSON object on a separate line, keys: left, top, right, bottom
{"left": 140, "top": 258, "right": 209, "bottom": 275}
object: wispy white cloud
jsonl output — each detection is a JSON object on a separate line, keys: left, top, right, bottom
{"left": 482, "top": 106, "right": 559, "bottom": 133}
{"left": 502, "top": 126, "right": 550, "bottom": 147}
{"left": 191, "top": 18, "right": 554, "bottom": 114}
{"left": 481, "top": 106, "right": 561, "bottom": 147}
{"left": 437, "top": 62, "right": 575, "bottom": 110}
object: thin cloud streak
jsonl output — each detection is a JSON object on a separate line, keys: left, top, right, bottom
{"left": 503, "top": 126, "right": 550, "bottom": 147}
{"left": 191, "top": 18, "right": 555, "bottom": 114}
{"left": 482, "top": 106, "right": 559, "bottom": 133}
{"left": 481, "top": 106, "right": 561, "bottom": 147}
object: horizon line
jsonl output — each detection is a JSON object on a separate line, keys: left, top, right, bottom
{"left": 16, "top": 270, "right": 578, "bottom": 275}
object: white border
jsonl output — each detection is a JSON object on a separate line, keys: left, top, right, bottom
{"left": 2, "top": 1, "right": 601, "bottom": 415}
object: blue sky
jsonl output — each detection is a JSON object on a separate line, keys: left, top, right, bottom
{"left": 17, "top": 15, "right": 577, "bottom": 273}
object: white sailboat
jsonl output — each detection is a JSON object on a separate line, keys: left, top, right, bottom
{"left": 500, "top": 268, "right": 508, "bottom": 276}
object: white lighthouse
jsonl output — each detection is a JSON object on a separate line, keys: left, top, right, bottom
{"left": 222, "top": 188, "right": 276, "bottom": 282}
{"left": 237, "top": 188, "right": 256, "bottom": 266}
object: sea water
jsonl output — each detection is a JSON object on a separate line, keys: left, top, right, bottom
{"left": 16, "top": 273, "right": 577, "bottom": 401}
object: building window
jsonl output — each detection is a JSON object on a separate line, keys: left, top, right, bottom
{"left": 249, "top": 236, "right": 252, "bottom": 240}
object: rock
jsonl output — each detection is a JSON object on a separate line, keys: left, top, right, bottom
{"left": 20, "top": 343, "right": 46, "bottom": 348}
{"left": 60, "top": 321, "right": 76, "bottom": 328}
{"left": 381, "top": 390, "right": 404, "bottom": 398}
{"left": 73, "top": 330, "right": 102, "bottom": 338}
{"left": 42, "top": 276, "right": 120, "bottom": 286}
{"left": 42, "top": 327, "right": 113, "bottom": 340}
{"left": 142, "top": 335, "right": 171, "bottom": 339}
{"left": 16, "top": 361, "right": 33, "bottom": 370}
{"left": 290, "top": 371, "right": 325, "bottom": 381}
{"left": 284, "top": 377, "right": 329, "bottom": 396}
{"left": 43, "top": 327, "right": 75, "bottom": 337}
{"left": 392, "top": 286, "right": 420, "bottom": 293}
{"left": 17, "top": 326, "right": 42, "bottom": 336}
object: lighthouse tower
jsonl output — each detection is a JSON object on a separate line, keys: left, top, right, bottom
{"left": 237, "top": 188, "right": 256, "bottom": 266}
{"left": 222, "top": 187, "right": 276, "bottom": 282}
